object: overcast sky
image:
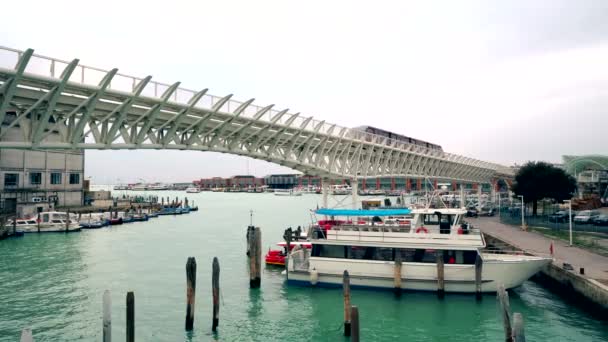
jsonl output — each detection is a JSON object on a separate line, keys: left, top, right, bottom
{"left": 2, "top": 0, "right": 607, "bottom": 183}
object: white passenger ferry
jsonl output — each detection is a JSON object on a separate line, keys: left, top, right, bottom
{"left": 286, "top": 208, "right": 550, "bottom": 293}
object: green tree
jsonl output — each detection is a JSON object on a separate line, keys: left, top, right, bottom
{"left": 511, "top": 161, "right": 577, "bottom": 216}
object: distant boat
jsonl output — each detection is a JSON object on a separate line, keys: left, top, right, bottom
{"left": 149, "top": 183, "right": 169, "bottom": 191}
{"left": 185, "top": 187, "right": 201, "bottom": 193}
{"left": 274, "top": 189, "right": 302, "bottom": 196}
{"left": 130, "top": 183, "right": 148, "bottom": 191}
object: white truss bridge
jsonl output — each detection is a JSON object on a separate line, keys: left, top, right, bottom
{"left": 0, "top": 47, "right": 513, "bottom": 184}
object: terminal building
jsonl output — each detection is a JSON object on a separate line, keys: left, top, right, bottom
{"left": 0, "top": 111, "right": 84, "bottom": 217}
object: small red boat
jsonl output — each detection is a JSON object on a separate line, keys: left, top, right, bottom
{"left": 265, "top": 241, "right": 312, "bottom": 266}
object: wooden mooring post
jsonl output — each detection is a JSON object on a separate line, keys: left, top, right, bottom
{"left": 436, "top": 250, "right": 445, "bottom": 299}
{"left": 512, "top": 312, "right": 526, "bottom": 342}
{"left": 475, "top": 254, "right": 483, "bottom": 300}
{"left": 249, "top": 227, "right": 261, "bottom": 288}
{"left": 394, "top": 252, "right": 402, "bottom": 297}
{"left": 351, "top": 305, "right": 360, "bottom": 342}
{"left": 212, "top": 257, "right": 220, "bottom": 332}
{"left": 497, "top": 284, "right": 512, "bottom": 341}
{"left": 65, "top": 209, "right": 70, "bottom": 232}
{"left": 185, "top": 257, "right": 197, "bottom": 331}
{"left": 126, "top": 292, "right": 135, "bottom": 342}
{"left": 20, "top": 328, "right": 33, "bottom": 342}
{"left": 496, "top": 284, "right": 526, "bottom": 342}
{"left": 103, "top": 290, "right": 111, "bottom": 342}
{"left": 343, "top": 270, "right": 351, "bottom": 336}
{"left": 246, "top": 225, "right": 255, "bottom": 256}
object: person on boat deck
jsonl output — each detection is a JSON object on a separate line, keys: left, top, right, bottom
{"left": 448, "top": 254, "right": 456, "bottom": 264}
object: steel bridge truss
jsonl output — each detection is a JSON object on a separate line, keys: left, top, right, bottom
{"left": 0, "top": 47, "right": 513, "bottom": 183}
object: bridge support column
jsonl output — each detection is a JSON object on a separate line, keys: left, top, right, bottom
{"left": 351, "top": 179, "right": 358, "bottom": 209}
{"left": 477, "top": 184, "right": 482, "bottom": 209}
{"left": 322, "top": 178, "right": 329, "bottom": 208}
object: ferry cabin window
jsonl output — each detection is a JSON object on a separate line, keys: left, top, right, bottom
{"left": 313, "top": 245, "right": 478, "bottom": 265}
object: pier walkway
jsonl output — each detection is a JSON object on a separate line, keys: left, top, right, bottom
{"left": 475, "top": 217, "right": 608, "bottom": 283}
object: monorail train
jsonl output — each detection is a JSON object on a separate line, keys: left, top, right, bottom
{"left": 353, "top": 125, "right": 443, "bottom": 151}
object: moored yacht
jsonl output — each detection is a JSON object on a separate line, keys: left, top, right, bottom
{"left": 11, "top": 212, "right": 81, "bottom": 232}
{"left": 185, "top": 187, "right": 201, "bottom": 193}
{"left": 286, "top": 207, "right": 550, "bottom": 293}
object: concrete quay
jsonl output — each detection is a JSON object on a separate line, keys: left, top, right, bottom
{"left": 475, "top": 217, "right": 608, "bottom": 314}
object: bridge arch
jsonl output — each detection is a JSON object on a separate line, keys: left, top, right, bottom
{"left": 0, "top": 47, "right": 512, "bottom": 183}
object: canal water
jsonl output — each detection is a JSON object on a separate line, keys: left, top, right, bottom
{"left": 1, "top": 191, "right": 607, "bottom": 341}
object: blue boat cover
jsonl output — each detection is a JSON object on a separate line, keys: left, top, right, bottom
{"left": 315, "top": 208, "right": 411, "bottom": 216}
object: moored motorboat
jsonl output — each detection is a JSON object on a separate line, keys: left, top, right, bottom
{"left": 79, "top": 213, "right": 108, "bottom": 229}
{"left": 6, "top": 218, "right": 39, "bottom": 233}
{"left": 274, "top": 189, "right": 302, "bottom": 196}
{"left": 286, "top": 207, "right": 551, "bottom": 293}
{"left": 13, "top": 212, "right": 81, "bottom": 232}
{"left": 109, "top": 217, "right": 123, "bottom": 225}
{"left": 185, "top": 187, "right": 201, "bottom": 193}
{"left": 266, "top": 241, "right": 312, "bottom": 266}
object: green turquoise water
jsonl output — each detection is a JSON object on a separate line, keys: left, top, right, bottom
{"left": 1, "top": 192, "right": 607, "bottom": 341}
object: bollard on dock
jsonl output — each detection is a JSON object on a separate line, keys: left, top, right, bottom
{"left": 185, "top": 257, "right": 197, "bottom": 331}
{"left": 103, "top": 290, "right": 111, "bottom": 342}
{"left": 343, "top": 270, "right": 351, "bottom": 336}
{"left": 126, "top": 292, "right": 135, "bottom": 342}
{"left": 212, "top": 257, "right": 220, "bottom": 332}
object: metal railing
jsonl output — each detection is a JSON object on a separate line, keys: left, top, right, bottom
{"left": 0, "top": 46, "right": 509, "bottom": 175}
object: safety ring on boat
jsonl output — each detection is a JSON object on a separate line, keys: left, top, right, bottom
{"left": 416, "top": 226, "right": 429, "bottom": 234}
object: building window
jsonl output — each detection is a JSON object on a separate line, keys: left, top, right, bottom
{"left": 69, "top": 173, "right": 80, "bottom": 185}
{"left": 30, "top": 172, "right": 42, "bottom": 185}
{"left": 4, "top": 173, "right": 18, "bottom": 186}
{"left": 51, "top": 173, "right": 62, "bottom": 185}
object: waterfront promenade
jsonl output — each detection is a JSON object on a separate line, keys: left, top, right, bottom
{"left": 476, "top": 217, "right": 608, "bottom": 283}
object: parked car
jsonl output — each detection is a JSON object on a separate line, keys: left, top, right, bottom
{"left": 479, "top": 207, "right": 495, "bottom": 216}
{"left": 466, "top": 207, "right": 478, "bottom": 217}
{"left": 573, "top": 210, "right": 601, "bottom": 224}
{"left": 548, "top": 211, "right": 570, "bottom": 223}
{"left": 592, "top": 215, "right": 608, "bottom": 226}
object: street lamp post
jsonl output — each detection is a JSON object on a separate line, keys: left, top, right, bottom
{"left": 565, "top": 199, "right": 573, "bottom": 246}
{"left": 518, "top": 195, "right": 525, "bottom": 229}
{"left": 498, "top": 193, "right": 501, "bottom": 219}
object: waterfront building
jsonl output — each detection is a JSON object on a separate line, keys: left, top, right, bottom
{"left": 1, "top": 112, "right": 84, "bottom": 217}
{"left": 264, "top": 174, "right": 300, "bottom": 189}
{"left": 196, "top": 175, "right": 265, "bottom": 189}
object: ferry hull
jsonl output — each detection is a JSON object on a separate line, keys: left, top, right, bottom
{"left": 287, "top": 256, "right": 550, "bottom": 293}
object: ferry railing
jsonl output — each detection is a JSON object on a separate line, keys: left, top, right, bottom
{"left": 0, "top": 46, "right": 509, "bottom": 176}
{"left": 316, "top": 225, "right": 484, "bottom": 244}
